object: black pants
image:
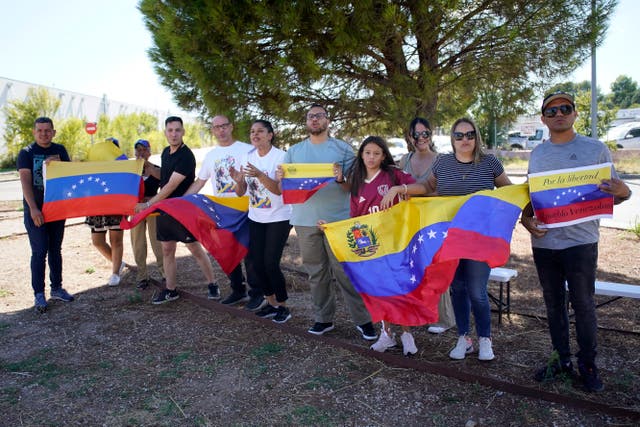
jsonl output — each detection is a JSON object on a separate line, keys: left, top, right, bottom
{"left": 533, "top": 242, "right": 599, "bottom": 366}
{"left": 248, "top": 219, "right": 291, "bottom": 303}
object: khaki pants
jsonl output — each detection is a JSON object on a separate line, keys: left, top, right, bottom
{"left": 295, "top": 225, "right": 371, "bottom": 325}
{"left": 434, "top": 290, "right": 456, "bottom": 329}
{"left": 130, "top": 215, "right": 164, "bottom": 281}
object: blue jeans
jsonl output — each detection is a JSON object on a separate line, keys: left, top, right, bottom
{"left": 24, "top": 203, "right": 66, "bottom": 295}
{"left": 450, "top": 259, "right": 492, "bottom": 338}
{"left": 532, "top": 243, "right": 598, "bottom": 365}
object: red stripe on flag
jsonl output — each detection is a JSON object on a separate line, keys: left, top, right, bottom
{"left": 43, "top": 194, "right": 137, "bottom": 222}
{"left": 535, "top": 197, "right": 614, "bottom": 224}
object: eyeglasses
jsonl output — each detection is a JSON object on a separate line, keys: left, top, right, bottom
{"left": 452, "top": 131, "right": 476, "bottom": 141}
{"left": 412, "top": 130, "right": 432, "bottom": 139}
{"left": 306, "top": 112, "right": 327, "bottom": 120}
{"left": 211, "top": 122, "right": 231, "bottom": 130}
{"left": 543, "top": 104, "right": 574, "bottom": 118}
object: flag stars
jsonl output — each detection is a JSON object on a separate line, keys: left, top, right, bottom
{"left": 410, "top": 274, "right": 416, "bottom": 284}
{"left": 427, "top": 229, "right": 437, "bottom": 239}
{"left": 418, "top": 234, "right": 424, "bottom": 244}
{"left": 442, "top": 231, "right": 448, "bottom": 238}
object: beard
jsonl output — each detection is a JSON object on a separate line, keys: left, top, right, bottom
{"left": 307, "top": 122, "right": 328, "bottom": 136}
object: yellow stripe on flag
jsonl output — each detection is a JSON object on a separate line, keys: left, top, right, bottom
{"left": 324, "top": 184, "right": 529, "bottom": 263}
{"left": 45, "top": 159, "right": 144, "bottom": 179}
{"left": 281, "top": 163, "right": 334, "bottom": 178}
{"left": 205, "top": 195, "right": 249, "bottom": 211}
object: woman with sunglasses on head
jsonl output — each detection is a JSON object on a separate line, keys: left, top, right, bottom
{"left": 398, "top": 118, "right": 456, "bottom": 336}
{"left": 429, "top": 118, "right": 511, "bottom": 361}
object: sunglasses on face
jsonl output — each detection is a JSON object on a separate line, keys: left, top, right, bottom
{"left": 452, "top": 131, "right": 476, "bottom": 141}
{"left": 543, "top": 104, "right": 574, "bottom": 118}
{"left": 412, "top": 130, "right": 432, "bottom": 139}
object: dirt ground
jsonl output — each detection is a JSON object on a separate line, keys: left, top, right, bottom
{"left": 0, "top": 200, "right": 639, "bottom": 426}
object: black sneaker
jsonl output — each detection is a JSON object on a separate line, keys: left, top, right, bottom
{"left": 356, "top": 322, "right": 378, "bottom": 341}
{"left": 207, "top": 283, "right": 221, "bottom": 300}
{"left": 255, "top": 304, "right": 279, "bottom": 318}
{"left": 152, "top": 289, "right": 179, "bottom": 305}
{"left": 308, "top": 322, "right": 334, "bottom": 335}
{"left": 245, "top": 295, "right": 266, "bottom": 311}
{"left": 221, "top": 291, "right": 249, "bottom": 305}
{"left": 578, "top": 361, "right": 604, "bottom": 392}
{"left": 534, "top": 359, "right": 576, "bottom": 383}
{"left": 136, "top": 279, "right": 150, "bottom": 289}
{"left": 272, "top": 306, "right": 292, "bottom": 324}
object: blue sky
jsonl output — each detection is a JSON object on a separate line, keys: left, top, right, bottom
{"left": 1, "top": 0, "right": 637, "bottom": 112}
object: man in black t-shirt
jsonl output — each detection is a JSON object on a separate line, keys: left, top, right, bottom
{"left": 130, "top": 139, "right": 164, "bottom": 288}
{"left": 17, "top": 117, "right": 75, "bottom": 312}
{"left": 134, "top": 117, "right": 216, "bottom": 304}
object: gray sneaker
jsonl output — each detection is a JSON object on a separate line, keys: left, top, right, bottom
{"left": 50, "top": 288, "right": 75, "bottom": 302}
{"left": 34, "top": 293, "right": 48, "bottom": 313}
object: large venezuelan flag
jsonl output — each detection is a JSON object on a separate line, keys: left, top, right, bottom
{"left": 529, "top": 163, "right": 613, "bottom": 228}
{"left": 120, "top": 195, "right": 249, "bottom": 274}
{"left": 323, "top": 184, "right": 530, "bottom": 326}
{"left": 42, "top": 159, "right": 144, "bottom": 222}
{"left": 281, "top": 163, "right": 334, "bottom": 204}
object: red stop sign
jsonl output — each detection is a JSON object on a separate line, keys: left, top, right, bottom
{"left": 85, "top": 122, "right": 97, "bottom": 135}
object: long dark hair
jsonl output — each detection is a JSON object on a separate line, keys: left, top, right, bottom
{"left": 408, "top": 117, "right": 436, "bottom": 152}
{"left": 348, "top": 136, "right": 397, "bottom": 197}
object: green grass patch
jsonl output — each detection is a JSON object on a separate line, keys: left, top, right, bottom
{"left": 629, "top": 218, "right": 640, "bottom": 239}
{"left": 287, "top": 405, "right": 335, "bottom": 426}
{"left": 159, "top": 351, "right": 193, "bottom": 379}
{"left": 85, "top": 267, "right": 95, "bottom": 274}
{"left": 0, "top": 386, "right": 20, "bottom": 405}
{"left": 250, "top": 342, "right": 283, "bottom": 358}
{"left": 1, "top": 349, "right": 70, "bottom": 390}
{"left": 128, "top": 290, "right": 143, "bottom": 304}
{"left": 0, "top": 288, "right": 13, "bottom": 298}
{"left": 303, "top": 375, "right": 344, "bottom": 391}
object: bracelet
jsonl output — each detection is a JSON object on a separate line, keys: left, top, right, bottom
{"left": 402, "top": 184, "right": 408, "bottom": 194}
{"left": 619, "top": 189, "right": 632, "bottom": 201}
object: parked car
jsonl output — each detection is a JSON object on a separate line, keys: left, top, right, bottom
{"left": 508, "top": 127, "right": 549, "bottom": 150}
{"left": 387, "top": 137, "right": 409, "bottom": 161}
{"left": 607, "top": 123, "right": 640, "bottom": 149}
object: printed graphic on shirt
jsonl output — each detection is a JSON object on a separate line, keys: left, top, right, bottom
{"left": 215, "top": 156, "right": 238, "bottom": 194}
{"left": 248, "top": 175, "right": 272, "bottom": 209}
{"left": 33, "top": 155, "right": 47, "bottom": 189}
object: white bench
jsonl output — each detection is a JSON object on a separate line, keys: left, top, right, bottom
{"left": 488, "top": 267, "right": 518, "bottom": 325}
{"left": 594, "top": 281, "right": 640, "bottom": 307}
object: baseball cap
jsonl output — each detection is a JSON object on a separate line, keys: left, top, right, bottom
{"left": 134, "top": 139, "right": 151, "bottom": 149}
{"left": 541, "top": 91, "right": 575, "bottom": 112}
{"left": 105, "top": 137, "right": 120, "bottom": 147}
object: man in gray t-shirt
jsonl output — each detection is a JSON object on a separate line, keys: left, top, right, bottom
{"left": 521, "top": 91, "right": 631, "bottom": 393}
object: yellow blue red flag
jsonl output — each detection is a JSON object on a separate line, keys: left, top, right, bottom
{"left": 528, "top": 163, "right": 613, "bottom": 228}
{"left": 42, "top": 159, "right": 144, "bottom": 222}
{"left": 323, "top": 184, "right": 530, "bottom": 326}
{"left": 281, "top": 163, "right": 334, "bottom": 204}
{"left": 120, "top": 195, "right": 249, "bottom": 274}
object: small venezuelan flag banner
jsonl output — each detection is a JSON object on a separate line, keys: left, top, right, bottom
{"left": 88, "top": 140, "right": 128, "bottom": 161}
{"left": 42, "top": 159, "right": 144, "bottom": 222}
{"left": 281, "top": 163, "right": 334, "bottom": 204}
{"left": 528, "top": 163, "right": 613, "bottom": 228}
{"left": 324, "top": 184, "right": 530, "bottom": 326}
{"left": 120, "top": 195, "right": 249, "bottom": 274}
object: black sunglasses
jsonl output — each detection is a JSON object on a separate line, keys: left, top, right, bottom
{"left": 543, "top": 104, "right": 574, "bottom": 118}
{"left": 412, "top": 130, "right": 432, "bottom": 139}
{"left": 452, "top": 131, "right": 476, "bottom": 141}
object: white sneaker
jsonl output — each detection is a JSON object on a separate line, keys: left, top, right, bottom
{"left": 400, "top": 332, "right": 418, "bottom": 355}
{"left": 118, "top": 261, "right": 126, "bottom": 276}
{"left": 108, "top": 274, "right": 121, "bottom": 286}
{"left": 370, "top": 329, "right": 396, "bottom": 352}
{"left": 449, "top": 335, "right": 474, "bottom": 360}
{"left": 478, "top": 337, "right": 495, "bottom": 361}
{"left": 427, "top": 325, "right": 451, "bottom": 334}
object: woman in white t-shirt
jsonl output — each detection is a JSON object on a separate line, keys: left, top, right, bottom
{"left": 231, "top": 120, "right": 293, "bottom": 323}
